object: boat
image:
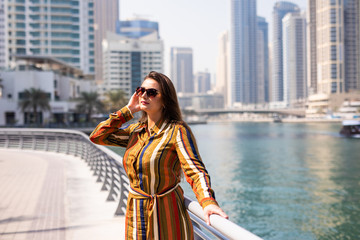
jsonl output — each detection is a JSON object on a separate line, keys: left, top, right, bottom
{"left": 273, "top": 115, "right": 282, "bottom": 123}
{"left": 339, "top": 120, "right": 360, "bottom": 138}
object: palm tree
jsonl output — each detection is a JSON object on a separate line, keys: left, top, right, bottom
{"left": 104, "top": 89, "right": 128, "bottom": 113}
{"left": 18, "top": 88, "right": 51, "bottom": 125}
{"left": 75, "top": 91, "right": 104, "bottom": 122}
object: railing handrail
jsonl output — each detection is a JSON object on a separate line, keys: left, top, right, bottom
{"left": 0, "top": 128, "right": 263, "bottom": 240}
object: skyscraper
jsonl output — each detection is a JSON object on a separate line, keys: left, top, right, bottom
{"left": 1, "top": 0, "right": 94, "bottom": 74}
{"left": 170, "top": 47, "right": 194, "bottom": 93}
{"left": 306, "top": 0, "right": 360, "bottom": 117}
{"left": 271, "top": 1, "right": 300, "bottom": 102}
{"left": 344, "top": 0, "right": 360, "bottom": 91}
{"left": 216, "top": 30, "right": 230, "bottom": 107}
{"left": 94, "top": 0, "right": 119, "bottom": 83}
{"left": 307, "top": 0, "right": 317, "bottom": 95}
{"left": 194, "top": 71, "right": 211, "bottom": 94}
{"left": 257, "top": 16, "right": 269, "bottom": 103}
{"left": 313, "top": 0, "right": 360, "bottom": 94}
{"left": 282, "top": 12, "right": 307, "bottom": 107}
{"left": 231, "top": 0, "right": 257, "bottom": 105}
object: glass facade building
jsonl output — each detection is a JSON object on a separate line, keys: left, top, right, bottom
{"left": 271, "top": 1, "right": 300, "bottom": 102}
{"left": 170, "top": 47, "right": 194, "bottom": 93}
{"left": 257, "top": 16, "right": 269, "bottom": 103}
{"left": 230, "top": 0, "right": 258, "bottom": 105}
{"left": 1, "top": 0, "right": 94, "bottom": 74}
{"left": 117, "top": 19, "right": 159, "bottom": 39}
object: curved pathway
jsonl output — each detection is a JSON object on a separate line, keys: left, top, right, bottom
{"left": 0, "top": 149, "right": 125, "bottom": 240}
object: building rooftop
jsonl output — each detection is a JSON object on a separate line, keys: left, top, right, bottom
{"left": 11, "top": 55, "right": 93, "bottom": 79}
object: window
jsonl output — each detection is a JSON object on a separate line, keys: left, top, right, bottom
{"left": 331, "top": 82, "right": 337, "bottom": 93}
{"left": 330, "top": 0, "right": 336, "bottom": 5}
{"left": 331, "top": 64, "right": 337, "bottom": 79}
{"left": 331, "top": 45, "right": 337, "bottom": 60}
{"left": 330, "top": 27, "right": 336, "bottom": 42}
{"left": 330, "top": 8, "right": 336, "bottom": 24}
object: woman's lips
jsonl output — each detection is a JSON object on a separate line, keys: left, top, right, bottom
{"left": 141, "top": 101, "right": 149, "bottom": 105}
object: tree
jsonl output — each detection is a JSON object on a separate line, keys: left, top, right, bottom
{"left": 104, "top": 89, "right": 128, "bottom": 113}
{"left": 18, "top": 88, "right": 51, "bottom": 125}
{"left": 75, "top": 91, "right": 104, "bottom": 122}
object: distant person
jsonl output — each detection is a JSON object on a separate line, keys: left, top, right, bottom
{"left": 90, "top": 71, "right": 228, "bottom": 239}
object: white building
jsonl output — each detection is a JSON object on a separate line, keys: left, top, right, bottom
{"left": 282, "top": 12, "right": 307, "bottom": 107}
{"left": 0, "top": 0, "right": 94, "bottom": 74}
{"left": 100, "top": 31, "right": 163, "bottom": 98}
{"left": 0, "top": 56, "right": 95, "bottom": 126}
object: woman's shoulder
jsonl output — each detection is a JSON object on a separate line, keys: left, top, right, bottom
{"left": 125, "top": 121, "right": 145, "bottom": 132}
{"left": 170, "top": 120, "right": 192, "bottom": 132}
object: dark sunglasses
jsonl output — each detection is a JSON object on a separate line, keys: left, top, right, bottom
{"left": 136, "top": 87, "right": 159, "bottom": 97}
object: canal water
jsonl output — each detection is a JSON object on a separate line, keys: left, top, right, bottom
{"left": 109, "top": 121, "right": 360, "bottom": 239}
{"left": 184, "top": 122, "right": 360, "bottom": 240}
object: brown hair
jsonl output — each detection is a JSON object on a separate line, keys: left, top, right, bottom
{"left": 139, "top": 71, "right": 184, "bottom": 124}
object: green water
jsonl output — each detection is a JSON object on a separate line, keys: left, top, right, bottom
{"left": 109, "top": 122, "right": 360, "bottom": 239}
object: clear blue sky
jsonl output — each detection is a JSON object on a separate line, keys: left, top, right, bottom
{"left": 120, "top": 0, "right": 307, "bottom": 77}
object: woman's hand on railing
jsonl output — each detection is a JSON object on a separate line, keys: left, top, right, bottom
{"left": 203, "top": 204, "right": 229, "bottom": 225}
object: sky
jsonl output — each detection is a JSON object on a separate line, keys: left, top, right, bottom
{"left": 120, "top": 0, "right": 307, "bottom": 78}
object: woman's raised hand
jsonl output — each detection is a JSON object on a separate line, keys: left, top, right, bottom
{"left": 127, "top": 91, "right": 141, "bottom": 114}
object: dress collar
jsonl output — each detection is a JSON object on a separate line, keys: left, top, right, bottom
{"left": 149, "top": 118, "right": 167, "bottom": 135}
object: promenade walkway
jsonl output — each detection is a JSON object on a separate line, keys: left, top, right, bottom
{"left": 0, "top": 149, "right": 125, "bottom": 240}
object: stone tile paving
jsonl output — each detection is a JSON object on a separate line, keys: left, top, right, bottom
{"left": 0, "top": 149, "right": 125, "bottom": 240}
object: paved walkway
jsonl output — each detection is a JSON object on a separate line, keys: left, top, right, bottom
{"left": 0, "top": 149, "right": 125, "bottom": 240}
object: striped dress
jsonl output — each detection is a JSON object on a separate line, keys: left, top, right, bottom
{"left": 89, "top": 106, "right": 218, "bottom": 240}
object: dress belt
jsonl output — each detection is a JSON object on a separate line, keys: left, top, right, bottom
{"left": 129, "top": 183, "right": 180, "bottom": 240}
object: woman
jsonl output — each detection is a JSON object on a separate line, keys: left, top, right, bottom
{"left": 90, "top": 71, "right": 228, "bottom": 239}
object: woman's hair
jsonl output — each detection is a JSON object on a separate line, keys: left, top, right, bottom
{"left": 139, "top": 71, "right": 184, "bottom": 124}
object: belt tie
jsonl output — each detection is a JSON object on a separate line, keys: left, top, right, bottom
{"left": 129, "top": 183, "right": 179, "bottom": 239}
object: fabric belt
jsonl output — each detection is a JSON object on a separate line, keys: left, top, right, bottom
{"left": 129, "top": 183, "right": 180, "bottom": 239}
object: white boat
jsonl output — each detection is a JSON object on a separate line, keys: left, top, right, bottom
{"left": 339, "top": 120, "right": 360, "bottom": 138}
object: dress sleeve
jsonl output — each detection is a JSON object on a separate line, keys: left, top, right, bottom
{"left": 175, "top": 124, "right": 219, "bottom": 209}
{"left": 89, "top": 106, "right": 134, "bottom": 147}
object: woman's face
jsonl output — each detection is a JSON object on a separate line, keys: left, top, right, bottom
{"left": 138, "top": 78, "right": 163, "bottom": 115}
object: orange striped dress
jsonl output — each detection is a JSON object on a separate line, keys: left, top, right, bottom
{"left": 89, "top": 106, "right": 218, "bottom": 240}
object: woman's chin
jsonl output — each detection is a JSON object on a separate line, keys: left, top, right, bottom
{"left": 140, "top": 105, "right": 149, "bottom": 111}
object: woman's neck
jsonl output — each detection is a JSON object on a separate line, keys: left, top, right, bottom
{"left": 147, "top": 112, "right": 163, "bottom": 131}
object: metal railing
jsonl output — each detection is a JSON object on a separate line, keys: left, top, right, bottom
{"left": 0, "top": 128, "right": 262, "bottom": 240}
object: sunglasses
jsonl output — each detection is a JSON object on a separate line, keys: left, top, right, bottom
{"left": 136, "top": 87, "right": 159, "bottom": 98}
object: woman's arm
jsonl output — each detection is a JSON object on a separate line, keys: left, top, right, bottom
{"left": 89, "top": 106, "right": 134, "bottom": 147}
{"left": 89, "top": 92, "right": 141, "bottom": 147}
{"left": 175, "top": 124, "right": 228, "bottom": 224}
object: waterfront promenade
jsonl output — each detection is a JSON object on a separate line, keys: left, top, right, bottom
{"left": 0, "top": 149, "right": 125, "bottom": 240}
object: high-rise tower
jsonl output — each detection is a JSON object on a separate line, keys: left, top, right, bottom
{"left": 94, "top": 0, "right": 119, "bottom": 83}
{"left": 216, "top": 30, "right": 230, "bottom": 107}
{"left": 282, "top": 12, "right": 307, "bottom": 107}
{"left": 230, "top": 0, "right": 257, "bottom": 105}
{"left": 257, "top": 16, "right": 269, "bottom": 103}
{"left": 271, "top": 1, "right": 300, "bottom": 102}
{"left": 170, "top": 47, "right": 194, "bottom": 93}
